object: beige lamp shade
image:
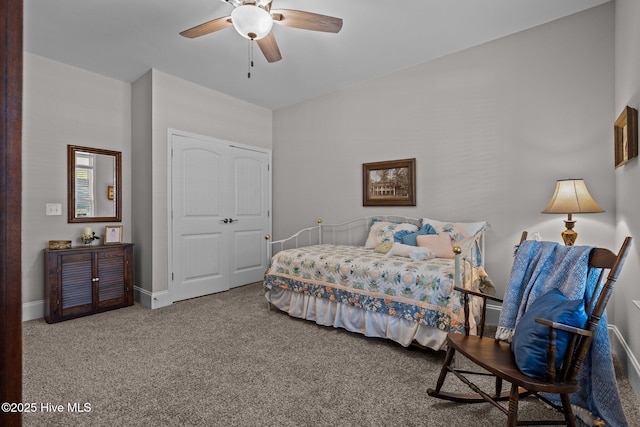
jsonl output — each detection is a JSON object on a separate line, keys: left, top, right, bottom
{"left": 541, "top": 179, "right": 604, "bottom": 214}
{"left": 541, "top": 179, "right": 603, "bottom": 245}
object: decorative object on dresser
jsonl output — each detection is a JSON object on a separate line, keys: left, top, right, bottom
{"left": 80, "top": 226, "right": 100, "bottom": 246}
{"left": 614, "top": 105, "right": 638, "bottom": 168}
{"left": 104, "top": 225, "right": 123, "bottom": 244}
{"left": 44, "top": 244, "right": 134, "bottom": 323}
{"left": 362, "top": 159, "right": 416, "bottom": 206}
{"left": 48, "top": 240, "right": 72, "bottom": 250}
{"left": 541, "top": 178, "right": 603, "bottom": 246}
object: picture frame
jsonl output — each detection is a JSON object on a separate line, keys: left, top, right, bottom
{"left": 104, "top": 225, "right": 123, "bottom": 244}
{"left": 363, "top": 158, "right": 416, "bottom": 206}
{"left": 614, "top": 105, "right": 638, "bottom": 169}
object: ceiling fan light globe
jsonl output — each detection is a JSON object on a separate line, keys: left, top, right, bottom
{"left": 231, "top": 5, "right": 273, "bottom": 40}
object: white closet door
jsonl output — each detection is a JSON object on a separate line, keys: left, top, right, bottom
{"left": 228, "top": 147, "right": 270, "bottom": 287}
{"left": 171, "top": 134, "right": 230, "bottom": 301}
{"left": 170, "top": 132, "right": 271, "bottom": 302}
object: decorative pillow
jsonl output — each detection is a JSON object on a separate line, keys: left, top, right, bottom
{"left": 394, "top": 223, "right": 437, "bottom": 246}
{"left": 374, "top": 241, "right": 394, "bottom": 254}
{"left": 387, "top": 243, "right": 435, "bottom": 260}
{"left": 364, "top": 221, "right": 419, "bottom": 249}
{"left": 511, "top": 289, "right": 588, "bottom": 379}
{"left": 416, "top": 233, "right": 455, "bottom": 258}
{"left": 409, "top": 247, "right": 436, "bottom": 261}
{"left": 420, "top": 217, "right": 486, "bottom": 243}
{"left": 387, "top": 243, "right": 416, "bottom": 258}
{"left": 421, "top": 217, "right": 487, "bottom": 261}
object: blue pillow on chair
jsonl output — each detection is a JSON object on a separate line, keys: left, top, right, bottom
{"left": 394, "top": 223, "right": 437, "bottom": 246}
{"left": 511, "top": 289, "right": 588, "bottom": 379}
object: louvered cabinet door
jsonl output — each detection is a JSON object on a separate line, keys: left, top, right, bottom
{"left": 44, "top": 244, "right": 134, "bottom": 323}
{"left": 55, "top": 252, "right": 93, "bottom": 320}
{"left": 96, "top": 246, "right": 133, "bottom": 309}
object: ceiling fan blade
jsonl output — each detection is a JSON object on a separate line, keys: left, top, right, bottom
{"left": 271, "top": 9, "right": 343, "bottom": 33}
{"left": 256, "top": 32, "right": 282, "bottom": 63}
{"left": 179, "top": 16, "right": 232, "bottom": 38}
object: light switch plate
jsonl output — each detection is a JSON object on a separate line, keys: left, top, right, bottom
{"left": 46, "top": 203, "right": 62, "bottom": 216}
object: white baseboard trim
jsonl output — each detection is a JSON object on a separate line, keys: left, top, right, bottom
{"left": 134, "top": 286, "right": 171, "bottom": 309}
{"left": 486, "top": 303, "right": 502, "bottom": 326}
{"left": 609, "top": 324, "right": 640, "bottom": 398}
{"left": 21, "top": 288, "right": 171, "bottom": 322}
{"left": 23, "top": 300, "right": 45, "bottom": 322}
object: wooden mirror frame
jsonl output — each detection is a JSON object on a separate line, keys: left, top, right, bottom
{"left": 67, "top": 145, "right": 122, "bottom": 223}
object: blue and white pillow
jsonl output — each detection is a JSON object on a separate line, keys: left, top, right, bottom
{"left": 364, "top": 221, "right": 419, "bottom": 249}
{"left": 511, "top": 289, "right": 588, "bottom": 378}
{"left": 394, "top": 223, "right": 437, "bottom": 246}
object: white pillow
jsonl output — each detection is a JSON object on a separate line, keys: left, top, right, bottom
{"left": 364, "top": 221, "right": 419, "bottom": 249}
{"left": 387, "top": 243, "right": 415, "bottom": 257}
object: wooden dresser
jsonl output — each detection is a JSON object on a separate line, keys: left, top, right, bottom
{"left": 44, "top": 243, "right": 134, "bottom": 323}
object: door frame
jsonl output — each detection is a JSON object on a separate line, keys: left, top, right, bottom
{"left": 166, "top": 128, "right": 272, "bottom": 303}
{"left": 1, "top": 1, "right": 23, "bottom": 425}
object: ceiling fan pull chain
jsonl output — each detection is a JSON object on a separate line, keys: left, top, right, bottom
{"left": 247, "top": 39, "right": 256, "bottom": 79}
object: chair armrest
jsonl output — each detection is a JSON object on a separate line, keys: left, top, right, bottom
{"left": 454, "top": 286, "right": 503, "bottom": 337}
{"left": 534, "top": 317, "right": 593, "bottom": 382}
{"left": 454, "top": 286, "right": 504, "bottom": 304}
{"left": 534, "top": 318, "right": 593, "bottom": 337}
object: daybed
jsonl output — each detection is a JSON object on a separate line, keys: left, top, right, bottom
{"left": 263, "top": 216, "right": 490, "bottom": 350}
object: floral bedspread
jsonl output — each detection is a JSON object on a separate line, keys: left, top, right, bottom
{"left": 264, "top": 244, "right": 477, "bottom": 334}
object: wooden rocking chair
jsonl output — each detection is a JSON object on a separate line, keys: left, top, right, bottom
{"left": 427, "top": 232, "right": 632, "bottom": 426}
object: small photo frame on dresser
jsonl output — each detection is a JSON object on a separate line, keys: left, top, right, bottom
{"left": 104, "top": 226, "right": 123, "bottom": 244}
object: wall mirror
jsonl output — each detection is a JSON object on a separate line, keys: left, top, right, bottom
{"left": 68, "top": 145, "right": 122, "bottom": 223}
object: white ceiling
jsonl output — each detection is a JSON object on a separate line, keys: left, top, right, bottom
{"left": 24, "top": 0, "right": 609, "bottom": 110}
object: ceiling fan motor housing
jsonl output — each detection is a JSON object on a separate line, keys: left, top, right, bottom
{"left": 226, "top": 0, "right": 272, "bottom": 8}
{"left": 231, "top": 4, "right": 273, "bottom": 40}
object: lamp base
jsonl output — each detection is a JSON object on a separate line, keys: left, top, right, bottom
{"left": 561, "top": 219, "right": 577, "bottom": 246}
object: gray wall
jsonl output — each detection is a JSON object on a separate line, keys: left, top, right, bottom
{"left": 273, "top": 4, "right": 615, "bottom": 297}
{"left": 22, "top": 53, "right": 132, "bottom": 311}
{"left": 614, "top": 0, "right": 640, "bottom": 394}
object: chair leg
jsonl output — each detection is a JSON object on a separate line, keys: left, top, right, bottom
{"left": 433, "top": 346, "right": 456, "bottom": 393}
{"left": 507, "top": 384, "right": 520, "bottom": 427}
{"left": 560, "top": 394, "right": 576, "bottom": 427}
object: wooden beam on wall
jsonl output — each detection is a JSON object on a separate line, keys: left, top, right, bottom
{"left": 0, "top": 0, "right": 23, "bottom": 426}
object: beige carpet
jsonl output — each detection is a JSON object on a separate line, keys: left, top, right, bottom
{"left": 22, "top": 283, "right": 640, "bottom": 426}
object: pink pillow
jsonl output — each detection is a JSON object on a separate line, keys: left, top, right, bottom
{"left": 416, "top": 233, "right": 454, "bottom": 258}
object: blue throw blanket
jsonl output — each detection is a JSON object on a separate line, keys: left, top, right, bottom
{"left": 496, "top": 240, "right": 627, "bottom": 427}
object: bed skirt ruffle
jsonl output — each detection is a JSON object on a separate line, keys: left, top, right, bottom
{"left": 265, "top": 285, "right": 449, "bottom": 350}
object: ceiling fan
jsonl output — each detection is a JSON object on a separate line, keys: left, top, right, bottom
{"left": 179, "top": 0, "right": 343, "bottom": 63}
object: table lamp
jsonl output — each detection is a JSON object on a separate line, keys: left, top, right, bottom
{"left": 541, "top": 179, "right": 604, "bottom": 246}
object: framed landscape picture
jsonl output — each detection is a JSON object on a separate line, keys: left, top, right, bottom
{"left": 614, "top": 106, "right": 638, "bottom": 169}
{"left": 362, "top": 158, "right": 416, "bottom": 206}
